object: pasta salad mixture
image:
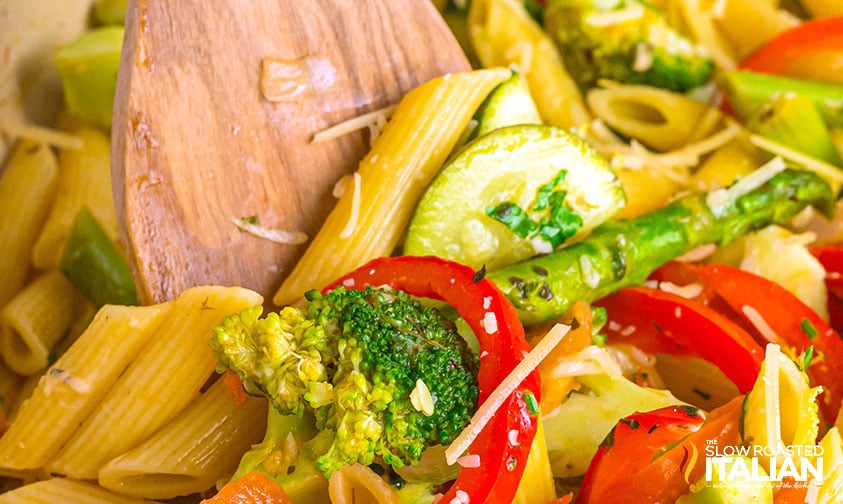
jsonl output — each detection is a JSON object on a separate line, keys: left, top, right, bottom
{"left": 1, "top": 0, "right": 843, "bottom": 503}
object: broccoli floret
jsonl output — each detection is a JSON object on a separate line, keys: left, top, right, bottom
{"left": 211, "top": 286, "right": 480, "bottom": 477}
{"left": 543, "top": 0, "right": 713, "bottom": 92}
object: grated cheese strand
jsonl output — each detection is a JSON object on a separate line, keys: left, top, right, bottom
{"left": 0, "top": 122, "right": 84, "bottom": 149}
{"left": 658, "top": 281, "right": 704, "bottom": 299}
{"left": 764, "top": 343, "right": 784, "bottom": 456}
{"left": 311, "top": 105, "right": 397, "bottom": 143}
{"left": 232, "top": 218, "right": 308, "bottom": 244}
{"left": 444, "top": 323, "right": 571, "bottom": 465}
{"left": 749, "top": 134, "right": 843, "bottom": 187}
{"left": 339, "top": 172, "right": 362, "bottom": 239}
{"left": 742, "top": 304, "right": 781, "bottom": 344}
{"left": 706, "top": 157, "right": 786, "bottom": 216}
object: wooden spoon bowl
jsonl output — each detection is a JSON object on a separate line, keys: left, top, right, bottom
{"left": 112, "top": 0, "right": 470, "bottom": 303}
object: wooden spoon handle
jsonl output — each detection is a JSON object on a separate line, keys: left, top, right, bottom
{"left": 112, "top": 0, "right": 470, "bottom": 303}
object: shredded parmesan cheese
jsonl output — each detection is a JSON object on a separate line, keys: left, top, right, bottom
{"left": 750, "top": 134, "right": 843, "bottom": 188}
{"left": 43, "top": 368, "right": 91, "bottom": 396}
{"left": 482, "top": 312, "right": 498, "bottom": 335}
{"left": 632, "top": 42, "right": 654, "bottom": 72}
{"left": 339, "top": 172, "right": 362, "bottom": 239}
{"left": 658, "top": 281, "right": 704, "bottom": 299}
{"left": 580, "top": 255, "right": 600, "bottom": 288}
{"left": 706, "top": 157, "right": 786, "bottom": 216}
{"left": 676, "top": 243, "right": 717, "bottom": 262}
{"left": 444, "top": 323, "right": 571, "bottom": 465}
{"left": 742, "top": 304, "right": 781, "bottom": 344}
{"left": 585, "top": 4, "right": 645, "bottom": 26}
{"left": 0, "top": 122, "right": 83, "bottom": 149}
{"left": 233, "top": 217, "right": 308, "bottom": 245}
{"left": 457, "top": 454, "right": 481, "bottom": 468}
{"left": 585, "top": 119, "right": 740, "bottom": 179}
{"left": 311, "top": 105, "right": 397, "bottom": 143}
{"left": 410, "top": 379, "right": 435, "bottom": 417}
{"left": 450, "top": 489, "right": 471, "bottom": 504}
{"left": 764, "top": 343, "right": 784, "bottom": 456}
{"left": 548, "top": 344, "right": 624, "bottom": 379}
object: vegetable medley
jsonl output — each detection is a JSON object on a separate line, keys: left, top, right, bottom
{"left": 2, "top": 0, "right": 843, "bottom": 503}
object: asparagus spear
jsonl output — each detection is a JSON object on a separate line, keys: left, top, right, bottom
{"left": 487, "top": 168, "right": 835, "bottom": 326}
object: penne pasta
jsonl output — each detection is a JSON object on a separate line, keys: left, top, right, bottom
{"left": 667, "top": 0, "right": 738, "bottom": 72}
{"left": 799, "top": 0, "right": 843, "bottom": 17}
{"left": 328, "top": 463, "right": 402, "bottom": 504}
{"left": 98, "top": 379, "right": 268, "bottom": 499}
{"left": 711, "top": 0, "right": 799, "bottom": 58}
{"left": 0, "top": 270, "right": 89, "bottom": 375}
{"left": 0, "top": 358, "right": 23, "bottom": 418}
{"left": 586, "top": 84, "right": 718, "bottom": 152}
{"left": 30, "top": 126, "right": 118, "bottom": 270}
{"left": 272, "top": 68, "right": 510, "bottom": 306}
{"left": 47, "top": 286, "right": 262, "bottom": 479}
{"left": 0, "top": 302, "right": 172, "bottom": 472}
{"left": 0, "top": 141, "right": 59, "bottom": 309}
{"left": 0, "top": 478, "right": 156, "bottom": 504}
{"left": 690, "top": 138, "right": 762, "bottom": 193}
{"left": 467, "top": 0, "right": 591, "bottom": 129}
{"left": 513, "top": 419, "right": 557, "bottom": 504}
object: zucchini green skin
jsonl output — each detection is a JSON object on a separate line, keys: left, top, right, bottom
{"left": 488, "top": 169, "right": 835, "bottom": 326}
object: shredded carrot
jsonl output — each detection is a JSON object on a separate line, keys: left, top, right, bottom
{"left": 223, "top": 372, "right": 249, "bottom": 406}
{"left": 201, "top": 472, "right": 291, "bottom": 504}
{"left": 548, "top": 492, "right": 574, "bottom": 504}
{"left": 529, "top": 300, "right": 594, "bottom": 416}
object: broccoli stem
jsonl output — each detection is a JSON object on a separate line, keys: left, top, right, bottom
{"left": 60, "top": 206, "right": 139, "bottom": 308}
{"left": 487, "top": 168, "right": 835, "bottom": 326}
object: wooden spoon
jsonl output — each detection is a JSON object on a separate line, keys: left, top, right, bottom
{"left": 112, "top": 0, "right": 470, "bottom": 304}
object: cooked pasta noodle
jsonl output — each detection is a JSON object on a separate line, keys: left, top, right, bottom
{"left": 328, "top": 464, "right": 402, "bottom": 504}
{"left": 273, "top": 68, "right": 510, "bottom": 306}
{"left": 711, "top": 0, "right": 799, "bottom": 57}
{"left": 0, "top": 302, "right": 171, "bottom": 473}
{"left": 512, "top": 420, "right": 556, "bottom": 504}
{"left": 0, "top": 478, "right": 156, "bottom": 504}
{"left": 665, "top": 0, "right": 738, "bottom": 71}
{"left": 47, "top": 286, "right": 262, "bottom": 479}
{"left": 2, "top": 1, "right": 842, "bottom": 502}
{"left": 799, "top": 0, "right": 843, "bottom": 17}
{"left": 31, "top": 126, "right": 117, "bottom": 270}
{"left": 586, "top": 83, "right": 719, "bottom": 152}
{"left": 0, "top": 359, "right": 22, "bottom": 418}
{"left": 98, "top": 378, "right": 268, "bottom": 499}
{"left": 467, "top": 0, "right": 591, "bottom": 129}
{"left": 0, "top": 141, "right": 59, "bottom": 309}
{"left": 0, "top": 122, "right": 83, "bottom": 150}
{"left": 0, "top": 270, "right": 89, "bottom": 375}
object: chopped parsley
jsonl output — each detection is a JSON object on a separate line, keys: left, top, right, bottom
{"left": 800, "top": 318, "right": 818, "bottom": 340}
{"left": 486, "top": 169, "right": 584, "bottom": 248}
{"left": 800, "top": 346, "right": 815, "bottom": 371}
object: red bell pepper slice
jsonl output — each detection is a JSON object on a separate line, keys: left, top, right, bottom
{"left": 740, "top": 16, "right": 843, "bottom": 83}
{"left": 325, "top": 256, "right": 540, "bottom": 504}
{"left": 577, "top": 396, "right": 744, "bottom": 504}
{"left": 653, "top": 261, "right": 843, "bottom": 423}
{"left": 811, "top": 244, "right": 843, "bottom": 333}
{"left": 693, "top": 264, "right": 843, "bottom": 423}
{"left": 201, "top": 471, "right": 292, "bottom": 504}
{"left": 594, "top": 286, "right": 764, "bottom": 393}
